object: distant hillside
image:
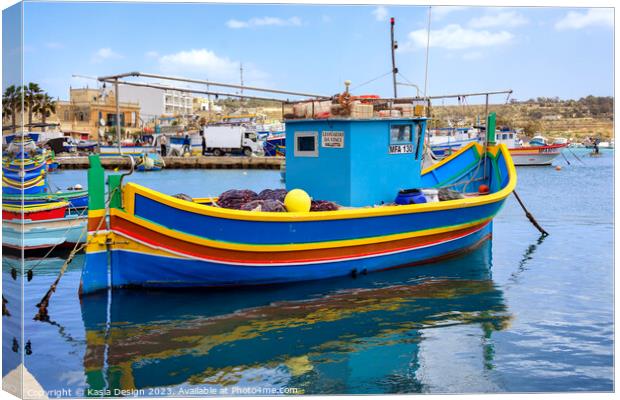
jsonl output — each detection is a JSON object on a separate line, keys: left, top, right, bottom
{"left": 430, "top": 96, "right": 614, "bottom": 140}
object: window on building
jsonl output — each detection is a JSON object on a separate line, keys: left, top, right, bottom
{"left": 294, "top": 131, "right": 318, "bottom": 157}
{"left": 107, "top": 113, "right": 125, "bottom": 127}
{"left": 390, "top": 125, "right": 412, "bottom": 144}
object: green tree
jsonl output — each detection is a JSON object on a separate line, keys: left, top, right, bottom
{"left": 33, "top": 94, "right": 57, "bottom": 131}
{"left": 24, "top": 82, "right": 43, "bottom": 127}
{"left": 2, "top": 85, "right": 23, "bottom": 130}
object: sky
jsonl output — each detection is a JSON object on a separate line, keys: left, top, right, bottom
{"left": 3, "top": 2, "right": 615, "bottom": 104}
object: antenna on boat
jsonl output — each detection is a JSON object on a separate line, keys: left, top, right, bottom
{"left": 390, "top": 17, "right": 398, "bottom": 98}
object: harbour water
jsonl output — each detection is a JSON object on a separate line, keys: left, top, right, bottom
{"left": 2, "top": 149, "right": 613, "bottom": 394}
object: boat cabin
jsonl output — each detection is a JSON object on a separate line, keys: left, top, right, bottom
{"left": 285, "top": 117, "right": 428, "bottom": 207}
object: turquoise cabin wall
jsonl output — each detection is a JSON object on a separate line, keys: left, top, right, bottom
{"left": 286, "top": 118, "right": 427, "bottom": 207}
{"left": 285, "top": 120, "right": 353, "bottom": 205}
{"left": 350, "top": 119, "right": 425, "bottom": 206}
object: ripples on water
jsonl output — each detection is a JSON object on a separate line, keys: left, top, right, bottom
{"left": 2, "top": 149, "right": 613, "bottom": 394}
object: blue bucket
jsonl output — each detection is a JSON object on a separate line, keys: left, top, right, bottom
{"left": 395, "top": 189, "right": 427, "bottom": 205}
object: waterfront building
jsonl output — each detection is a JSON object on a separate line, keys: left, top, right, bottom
{"left": 56, "top": 87, "right": 140, "bottom": 140}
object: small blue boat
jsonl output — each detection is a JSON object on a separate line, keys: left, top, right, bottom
{"left": 135, "top": 153, "right": 165, "bottom": 172}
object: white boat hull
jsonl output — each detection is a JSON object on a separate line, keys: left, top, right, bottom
{"left": 2, "top": 215, "right": 87, "bottom": 250}
{"left": 509, "top": 151, "right": 561, "bottom": 166}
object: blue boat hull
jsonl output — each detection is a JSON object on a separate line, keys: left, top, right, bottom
{"left": 101, "top": 222, "right": 491, "bottom": 288}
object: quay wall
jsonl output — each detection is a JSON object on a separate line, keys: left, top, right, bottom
{"left": 56, "top": 156, "right": 284, "bottom": 170}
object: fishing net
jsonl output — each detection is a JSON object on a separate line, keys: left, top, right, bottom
{"left": 216, "top": 189, "right": 258, "bottom": 209}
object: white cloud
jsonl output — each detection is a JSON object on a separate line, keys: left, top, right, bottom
{"left": 157, "top": 49, "right": 268, "bottom": 84}
{"left": 432, "top": 6, "right": 466, "bottom": 20}
{"left": 555, "top": 8, "right": 613, "bottom": 30}
{"left": 468, "top": 12, "right": 528, "bottom": 28}
{"left": 401, "top": 24, "right": 513, "bottom": 50}
{"left": 91, "top": 47, "right": 121, "bottom": 63}
{"left": 372, "top": 6, "right": 389, "bottom": 22}
{"left": 226, "top": 16, "right": 302, "bottom": 29}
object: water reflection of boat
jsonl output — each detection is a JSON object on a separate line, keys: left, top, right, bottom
{"left": 2, "top": 254, "right": 84, "bottom": 276}
{"left": 81, "top": 242, "right": 510, "bottom": 394}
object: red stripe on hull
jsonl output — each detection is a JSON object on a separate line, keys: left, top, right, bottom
{"left": 110, "top": 215, "right": 490, "bottom": 265}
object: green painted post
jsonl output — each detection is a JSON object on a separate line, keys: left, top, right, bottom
{"left": 108, "top": 174, "right": 123, "bottom": 209}
{"left": 87, "top": 154, "right": 105, "bottom": 210}
{"left": 487, "top": 112, "right": 497, "bottom": 145}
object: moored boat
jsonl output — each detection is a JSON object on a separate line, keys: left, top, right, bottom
{"left": 80, "top": 103, "right": 516, "bottom": 294}
{"left": 2, "top": 213, "right": 87, "bottom": 250}
{"left": 1, "top": 189, "right": 88, "bottom": 210}
{"left": 429, "top": 127, "right": 481, "bottom": 157}
{"left": 2, "top": 201, "right": 68, "bottom": 221}
{"left": 136, "top": 153, "right": 165, "bottom": 171}
{"left": 500, "top": 134, "right": 567, "bottom": 166}
{"left": 2, "top": 132, "right": 89, "bottom": 250}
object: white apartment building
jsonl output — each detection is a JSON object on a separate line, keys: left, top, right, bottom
{"left": 164, "top": 90, "right": 193, "bottom": 116}
{"left": 119, "top": 85, "right": 193, "bottom": 122}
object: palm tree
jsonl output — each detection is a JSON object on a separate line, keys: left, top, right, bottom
{"left": 24, "top": 82, "right": 43, "bottom": 127}
{"left": 34, "top": 94, "right": 57, "bottom": 132}
{"left": 2, "top": 85, "right": 23, "bottom": 131}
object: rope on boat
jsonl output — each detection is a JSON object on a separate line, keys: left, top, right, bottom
{"left": 34, "top": 187, "right": 119, "bottom": 322}
{"left": 560, "top": 151, "right": 571, "bottom": 165}
{"left": 567, "top": 147, "right": 586, "bottom": 165}
{"left": 24, "top": 206, "right": 89, "bottom": 279}
{"left": 512, "top": 190, "right": 549, "bottom": 236}
{"left": 351, "top": 71, "right": 392, "bottom": 91}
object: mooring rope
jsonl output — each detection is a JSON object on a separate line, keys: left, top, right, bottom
{"left": 34, "top": 187, "right": 119, "bottom": 322}
{"left": 23, "top": 205, "right": 89, "bottom": 278}
{"left": 512, "top": 190, "right": 549, "bottom": 236}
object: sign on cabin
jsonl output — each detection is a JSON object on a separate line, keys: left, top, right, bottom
{"left": 322, "top": 131, "right": 344, "bottom": 148}
{"left": 389, "top": 144, "right": 413, "bottom": 154}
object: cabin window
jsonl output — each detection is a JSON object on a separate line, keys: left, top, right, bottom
{"left": 502, "top": 133, "right": 508, "bottom": 140}
{"left": 414, "top": 123, "right": 423, "bottom": 159}
{"left": 390, "top": 125, "right": 412, "bottom": 144}
{"left": 294, "top": 131, "right": 318, "bottom": 157}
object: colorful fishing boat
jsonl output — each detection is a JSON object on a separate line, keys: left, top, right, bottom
{"left": 80, "top": 106, "right": 516, "bottom": 294}
{"left": 429, "top": 127, "right": 481, "bottom": 157}
{"left": 499, "top": 134, "right": 567, "bottom": 166}
{"left": 431, "top": 129, "right": 567, "bottom": 166}
{"left": 2, "top": 213, "right": 87, "bottom": 250}
{"left": 2, "top": 134, "right": 49, "bottom": 194}
{"left": 1, "top": 189, "right": 89, "bottom": 210}
{"left": 2, "top": 132, "right": 89, "bottom": 250}
{"left": 135, "top": 153, "right": 165, "bottom": 172}
{"left": 263, "top": 132, "right": 286, "bottom": 156}
{"left": 2, "top": 201, "right": 68, "bottom": 221}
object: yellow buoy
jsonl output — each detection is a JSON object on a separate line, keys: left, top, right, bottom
{"left": 284, "top": 189, "right": 311, "bottom": 212}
